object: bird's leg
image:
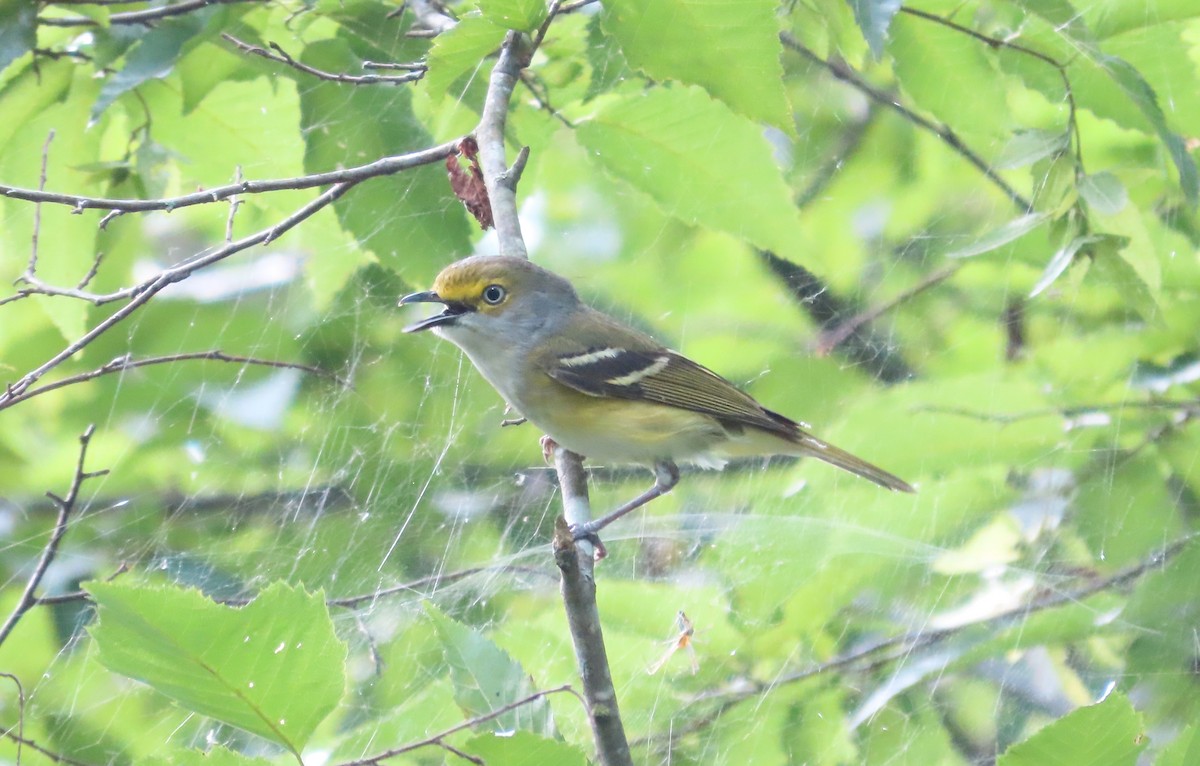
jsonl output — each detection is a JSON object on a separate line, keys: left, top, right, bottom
{"left": 572, "top": 460, "right": 680, "bottom": 556}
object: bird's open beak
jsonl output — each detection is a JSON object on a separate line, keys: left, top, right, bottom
{"left": 399, "top": 290, "right": 466, "bottom": 332}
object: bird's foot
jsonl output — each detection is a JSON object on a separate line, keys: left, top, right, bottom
{"left": 569, "top": 521, "right": 608, "bottom": 561}
{"left": 539, "top": 435, "right": 558, "bottom": 465}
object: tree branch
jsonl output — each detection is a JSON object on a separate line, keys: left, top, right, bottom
{"left": 0, "top": 139, "right": 458, "bottom": 235}
{"left": 0, "top": 426, "right": 108, "bottom": 648}
{"left": 471, "top": 17, "right": 632, "bottom": 765}
{"left": 476, "top": 30, "right": 532, "bottom": 258}
{"left": 0, "top": 350, "right": 344, "bottom": 413}
{"left": 336, "top": 684, "right": 582, "bottom": 766}
{"left": 0, "top": 159, "right": 428, "bottom": 405}
{"left": 758, "top": 251, "right": 914, "bottom": 383}
{"left": 780, "top": 32, "right": 1032, "bottom": 214}
{"left": 222, "top": 34, "right": 427, "bottom": 85}
{"left": 638, "top": 533, "right": 1198, "bottom": 749}
{"left": 38, "top": 0, "right": 267, "bottom": 27}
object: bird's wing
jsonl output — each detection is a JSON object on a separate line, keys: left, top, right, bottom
{"left": 537, "top": 309, "right": 799, "bottom": 438}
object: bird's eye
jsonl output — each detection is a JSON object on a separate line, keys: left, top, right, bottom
{"left": 482, "top": 284, "right": 506, "bottom": 305}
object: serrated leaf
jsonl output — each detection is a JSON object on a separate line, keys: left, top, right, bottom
{"left": 1079, "top": 171, "right": 1128, "bottom": 214}
{"left": 424, "top": 14, "right": 507, "bottom": 101}
{"left": 889, "top": 12, "right": 1009, "bottom": 142}
{"left": 1030, "top": 234, "right": 1102, "bottom": 298}
{"left": 995, "top": 129, "right": 1070, "bottom": 170}
{"left": 425, "top": 604, "right": 554, "bottom": 736}
{"left": 1092, "top": 234, "right": 1159, "bottom": 318}
{"left": 1101, "top": 55, "right": 1198, "bottom": 204}
{"left": 298, "top": 39, "right": 471, "bottom": 281}
{"left": 464, "top": 732, "right": 588, "bottom": 764}
{"left": 998, "top": 692, "right": 1145, "bottom": 766}
{"left": 478, "top": 0, "right": 547, "bottom": 32}
{"left": 88, "top": 581, "right": 347, "bottom": 756}
{"left": 576, "top": 85, "right": 807, "bottom": 260}
{"left": 585, "top": 13, "right": 633, "bottom": 101}
{"left": 0, "top": 0, "right": 35, "bottom": 72}
{"left": 945, "top": 214, "right": 1049, "bottom": 259}
{"left": 847, "top": 0, "right": 902, "bottom": 58}
{"left": 600, "top": 0, "right": 791, "bottom": 132}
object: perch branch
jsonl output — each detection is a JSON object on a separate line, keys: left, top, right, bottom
{"left": 0, "top": 426, "right": 108, "bottom": 648}
{"left": 472, "top": 18, "right": 632, "bottom": 765}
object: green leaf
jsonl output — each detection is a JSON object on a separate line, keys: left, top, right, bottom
{"left": 478, "top": 0, "right": 547, "bottom": 32}
{"left": 425, "top": 604, "right": 554, "bottom": 736}
{"left": 464, "top": 732, "right": 588, "bottom": 764}
{"left": 92, "top": 12, "right": 210, "bottom": 120}
{"left": 0, "top": 0, "right": 35, "bottom": 72}
{"left": 847, "top": 0, "right": 902, "bottom": 58}
{"left": 141, "top": 745, "right": 275, "bottom": 766}
{"left": 576, "top": 85, "right": 807, "bottom": 261}
{"left": 1079, "top": 171, "right": 1129, "bottom": 214}
{"left": 1030, "top": 234, "right": 1103, "bottom": 298}
{"left": 88, "top": 581, "right": 347, "bottom": 756}
{"left": 600, "top": 0, "right": 791, "bottom": 132}
{"left": 1100, "top": 55, "right": 1198, "bottom": 204}
{"left": 945, "top": 214, "right": 1050, "bottom": 259}
{"left": 997, "top": 692, "right": 1146, "bottom": 766}
{"left": 1155, "top": 725, "right": 1198, "bottom": 766}
{"left": 1082, "top": 0, "right": 1200, "bottom": 38}
{"left": 889, "top": 12, "right": 1010, "bottom": 143}
{"left": 424, "top": 14, "right": 507, "bottom": 102}
{"left": 994, "top": 129, "right": 1070, "bottom": 170}
{"left": 585, "top": 13, "right": 633, "bottom": 101}
{"left": 298, "top": 39, "right": 471, "bottom": 281}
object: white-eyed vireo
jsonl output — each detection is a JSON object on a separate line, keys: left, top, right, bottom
{"left": 400, "top": 256, "right": 914, "bottom": 545}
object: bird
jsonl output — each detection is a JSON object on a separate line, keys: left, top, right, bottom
{"left": 400, "top": 255, "right": 914, "bottom": 551}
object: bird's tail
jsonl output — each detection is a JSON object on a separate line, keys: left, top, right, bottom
{"left": 790, "top": 433, "right": 915, "bottom": 493}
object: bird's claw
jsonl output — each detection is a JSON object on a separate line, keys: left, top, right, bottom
{"left": 540, "top": 435, "right": 558, "bottom": 465}
{"left": 568, "top": 522, "right": 608, "bottom": 561}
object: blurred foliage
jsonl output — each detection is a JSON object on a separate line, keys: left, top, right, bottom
{"left": 1, "top": 0, "right": 1198, "bottom": 764}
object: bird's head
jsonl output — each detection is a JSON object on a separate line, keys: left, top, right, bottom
{"left": 399, "top": 256, "right": 578, "bottom": 345}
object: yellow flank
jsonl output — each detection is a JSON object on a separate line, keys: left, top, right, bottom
{"left": 525, "top": 374, "right": 728, "bottom": 463}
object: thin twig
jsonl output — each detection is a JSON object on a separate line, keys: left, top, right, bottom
{"left": 22, "top": 131, "right": 55, "bottom": 281}
{"left": 0, "top": 730, "right": 94, "bottom": 766}
{"left": 0, "top": 138, "right": 460, "bottom": 406}
{"left": 335, "top": 685, "right": 580, "bottom": 766}
{"left": 816, "top": 264, "right": 960, "bottom": 355}
{"left": 758, "top": 251, "right": 914, "bottom": 383}
{"left": 914, "top": 399, "right": 1200, "bottom": 425}
{"left": 0, "top": 426, "right": 108, "bottom": 647}
{"left": 638, "top": 533, "right": 1197, "bottom": 749}
{"left": 32, "top": 563, "right": 130, "bottom": 606}
{"left": 780, "top": 32, "right": 1032, "bottom": 213}
{"left": 223, "top": 34, "right": 427, "bottom": 85}
{"left": 0, "top": 350, "right": 343, "bottom": 413}
{"left": 0, "top": 673, "right": 23, "bottom": 765}
{"left": 38, "top": 0, "right": 266, "bottom": 27}
{"left": 0, "top": 186, "right": 351, "bottom": 404}
{"left": 898, "top": 7, "right": 1082, "bottom": 171}
{"left": 0, "top": 139, "right": 459, "bottom": 225}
